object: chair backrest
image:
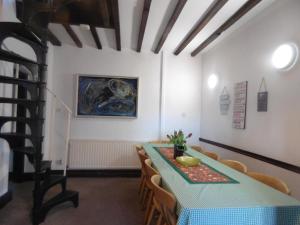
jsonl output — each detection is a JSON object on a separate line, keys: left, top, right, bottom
{"left": 144, "top": 159, "right": 158, "bottom": 180}
{"left": 135, "top": 144, "right": 143, "bottom": 152}
{"left": 204, "top": 151, "right": 219, "bottom": 161}
{"left": 151, "top": 175, "right": 177, "bottom": 225}
{"left": 220, "top": 159, "right": 248, "bottom": 173}
{"left": 247, "top": 172, "right": 291, "bottom": 195}
{"left": 137, "top": 150, "right": 148, "bottom": 170}
{"left": 191, "top": 145, "right": 205, "bottom": 153}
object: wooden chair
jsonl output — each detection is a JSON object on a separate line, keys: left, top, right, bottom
{"left": 144, "top": 159, "right": 159, "bottom": 223}
{"left": 137, "top": 150, "right": 148, "bottom": 203}
{"left": 203, "top": 151, "right": 220, "bottom": 161}
{"left": 135, "top": 144, "right": 143, "bottom": 152}
{"left": 149, "top": 175, "right": 177, "bottom": 225}
{"left": 220, "top": 159, "right": 248, "bottom": 173}
{"left": 190, "top": 145, "right": 205, "bottom": 153}
{"left": 247, "top": 172, "right": 291, "bottom": 195}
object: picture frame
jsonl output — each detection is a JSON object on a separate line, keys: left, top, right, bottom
{"left": 75, "top": 74, "right": 139, "bottom": 118}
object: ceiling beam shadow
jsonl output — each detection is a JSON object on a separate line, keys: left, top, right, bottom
{"left": 191, "top": 0, "right": 262, "bottom": 57}
{"left": 137, "top": 0, "right": 152, "bottom": 52}
{"left": 111, "top": 0, "right": 121, "bottom": 51}
{"left": 174, "top": 0, "right": 228, "bottom": 55}
{"left": 63, "top": 24, "right": 83, "bottom": 48}
{"left": 90, "top": 26, "right": 102, "bottom": 49}
{"left": 153, "top": 0, "right": 187, "bottom": 54}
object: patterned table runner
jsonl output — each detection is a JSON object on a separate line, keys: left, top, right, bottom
{"left": 154, "top": 147, "right": 238, "bottom": 184}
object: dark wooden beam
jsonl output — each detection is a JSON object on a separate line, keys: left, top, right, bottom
{"left": 137, "top": 0, "right": 152, "bottom": 52}
{"left": 90, "top": 26, "right": 102, "bottom": 49}
{"left": 63, "top": 24, "right": 83, "bottom": 48}
{"left": 154, "top": 0, "right": 187, "bottom": 54}
{"left": 47, "top": 30, "right": 62, "bottom": 46}
{"left": 191, "top": 0, "right": 262, "bottom": 56}
{"left": 111, "top": 0, "right": 121, "bottom": 51}
{"left": 99, "top": 0, "right": 111, "bottom": 28}
{"left": 174, "top": 0, "right": 228, "bottom": 55}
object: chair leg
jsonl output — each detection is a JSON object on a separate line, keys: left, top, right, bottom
{"left": 146, "top": 204, "right": 156, "bottom": 225}
{"left": 156, "top": 214, "right": 163, "bottom": 225}
{"left": 142, "top": 187, "right": 150, "bottom": 209}
{"left": 139, "top": 174, "right": 145, "bottom": 194}
{"left": 140, "top": 182, "right": 148, "bottom": 204}
{"left": 139, "top": 175, "right": 146, "bottom": 198}
{"left": 144, "top": 191, "right": 153, "bottom": 224}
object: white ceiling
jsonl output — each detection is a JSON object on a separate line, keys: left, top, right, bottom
{"left": 49, "top": 0, "right": 276, "bottom": 55}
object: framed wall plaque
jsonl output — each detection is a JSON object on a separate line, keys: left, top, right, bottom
{"left": 219, "top": 87, "right": 231, "bottom": 115}
{"left": 257, "top": 78, "right": 268, "bottom": 112}
{"left": 232, "top": 81, "right": 248, "bottom": 129}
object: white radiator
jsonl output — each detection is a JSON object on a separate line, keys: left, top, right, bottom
{"left": 68, "top": 140, "right": 141, "bottom": 169}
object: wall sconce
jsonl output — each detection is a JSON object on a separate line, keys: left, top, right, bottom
{"left": 208, "top": 74, "right": 218, "bottom": 89}
{"left": 271, "top": 43, "right": 298, "bottom": 71}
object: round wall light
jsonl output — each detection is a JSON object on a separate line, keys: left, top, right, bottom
{"left": 208, "top": 74, "right": 218, "bottom": 89}
{"left": 271, "top": 43, "right": 298, "bottom": 70}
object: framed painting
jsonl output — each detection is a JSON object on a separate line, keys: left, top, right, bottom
{"left": 75, "top": 75, "right": 138, "bottom": 118}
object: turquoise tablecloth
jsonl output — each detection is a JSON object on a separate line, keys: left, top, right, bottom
{"left": 143, "top": 143, "right": 300, "bottom": 225}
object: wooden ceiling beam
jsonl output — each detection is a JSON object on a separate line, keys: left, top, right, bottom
{"left": 99, "top": 0, "right": 111, "bottom": 28}
{"left": 174, "top": 0, "right": 228, "bottom": 55}
{"left": 191, "top": 0, "right": 262, "bottom": 57}
{"left": 90, "top": 26, "right": 102, "bottom": 49}
{"left": 137, "top": 0, "right": 152, "bottom": 52}
{"left": 111, "top": 0, "right": 121, "bottom": 51}
{"left": 47, "top": 30, "right": 62, "bottom": 46}
{"left": 63, "top": 24, "right": 82, "bottom": 48}
{"left": 154, "top": 0, "right": 187, "bottom": 54}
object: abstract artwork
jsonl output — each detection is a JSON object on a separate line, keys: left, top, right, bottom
{"left": 76, "top": 75, "right": 138, "bottom": 117}
{"left": 232, "top": 81, "right": 248, "bottom": 129}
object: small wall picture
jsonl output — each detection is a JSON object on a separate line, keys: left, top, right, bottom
{"left": 76, "top": 75, "right": 138, "bottom": 117}
{"left": 219, "top": 87, "right": 231, "bottom": 115}
{"left": 257, "top": 92, "right": 268, "bottom": 112}
{"left": 232, "top": 81, "right": 248, "bottom": 129}
{"left": 257, "top": 78, "right": 268, "bottom": 112}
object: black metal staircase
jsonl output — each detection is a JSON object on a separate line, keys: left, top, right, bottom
{"left": 0, "top": 22, "right": 79, "bottom": 225}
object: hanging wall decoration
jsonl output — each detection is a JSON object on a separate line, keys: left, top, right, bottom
{"left": 76, "top": 75, "right": 138, "bottom": 118}
{"left": 257, "top": 78, "right": 268, "bottom": 112}
{"left": 232, "top": 81, "right": 248, "bottom": 129}
{"left": 219, "top": 87, "right": 231, "bottom": 115}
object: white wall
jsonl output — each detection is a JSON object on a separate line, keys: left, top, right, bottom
{"left": 52, "top": 47, "right": 162, "bottom": 141}
{"left": 200, "top": 0, "right": 300, "bottom": 199}
{"left": 162, "top": 53, "right": 202, "bottom": 144}
{"left": 48, "top": 46, "right": 202, "bottom": 166}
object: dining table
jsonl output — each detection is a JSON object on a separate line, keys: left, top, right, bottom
{"left": 142, "top": 143, "right": 300, "bottom": 225}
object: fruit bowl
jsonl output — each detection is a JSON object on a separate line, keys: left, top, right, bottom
{"left": 176, "top": 156, "right": 201, "bottom": 167}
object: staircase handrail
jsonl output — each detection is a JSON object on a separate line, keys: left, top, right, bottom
{"left": 45, "top": 87, "right": 71, "bottom": 176}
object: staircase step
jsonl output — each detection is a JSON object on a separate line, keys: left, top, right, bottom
{"left": 41, "top": 175, "right": 66, "bottom": 193}
{"left": 0, "top": 49, "right": 43, "bottom": 66}
{"left": 0, "top": 97, "right": 44, "bottom": 105}
{"left": 0, "top": 132, "right": 43, "bottom": 142}
{"left": 0, "top": 116, "right": 43, "bottom": 123}
{"left": 0, "top": 22, "right": 45, "bottom": 47}
{"left": 12, "top": 146, "right": 35, "bottom": 154}
{"left": 37, "top": 190, "right": 79, "bottom": 223}
{"left": 0, "top": 75, "right": 44, "bottom": 86}
{"left": 41, "top": 161, "right": 52, "bottom": 171}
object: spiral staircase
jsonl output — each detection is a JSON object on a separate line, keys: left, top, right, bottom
{"left": 0, "top": 21, "right": 79, "bottom": 225}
